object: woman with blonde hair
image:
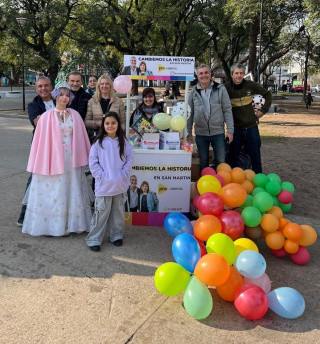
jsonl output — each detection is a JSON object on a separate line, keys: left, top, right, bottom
{"left": 85, "top": 75, "right": 125, "bottom": 141}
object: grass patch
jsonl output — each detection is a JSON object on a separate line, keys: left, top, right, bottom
{"left": 260, "top": 129, "right": 287, "bottom": 143}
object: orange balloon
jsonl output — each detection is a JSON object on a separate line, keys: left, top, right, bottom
{"left": 194, "top": 253, "right": 230, "bottom": 287}
{"left": 216, "top": 266, "right": 243, "bottom": 301}
{"left": 217, "top": 163, "right": 232, "bottom": 172}
{"left": 260, "top": 214, "right": 279, "bottom": 232}
{"left": 231, "top": 167, "right": 246, "bottom": 184}
{"left": 194, "top": 215, "right": 222, "bottom": 241}
{"left": 283, "top": 223, "right": 303, "bottom": 241}
{"left": 219, "top": 183, "right": 247, "bottom": 208}
{"left": 265, "top": 231, "right": 285, "bottom": 250}
{"left": 284, "top": 239, "right": 299, "bottom": 254}
{"left": 297, "top": 225, "right": 318, "bottom": 246}
{"left": 244, "top": 169, "right": 256, "bottom": 182}
{"left": 241, "top": 180, "right": 254, "bottom": 194}
{"left": 217, "top": 170, "right": 232, "bottom": 185}
{"left": 278, "top": 218, "right": 289, "bottom": 231}
{"left": 267, "top": 206, "right": 283, "bottom": 219}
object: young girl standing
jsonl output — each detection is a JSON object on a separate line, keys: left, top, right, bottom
{"left": 86, "top": 112, "right": 133, "bottom": 252}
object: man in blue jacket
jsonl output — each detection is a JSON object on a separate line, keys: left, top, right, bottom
{"left": 17, "top": 76, "right": 54, "bottom": 226}
{"left": 187, "top": 64, "right": 234, "bottom": 172}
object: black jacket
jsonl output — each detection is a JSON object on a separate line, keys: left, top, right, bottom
{"left": 69, "top": 87, "right": 92, "bottom": 121}
{"left": 28, "top": 95, "right": 55, "bottom": 134}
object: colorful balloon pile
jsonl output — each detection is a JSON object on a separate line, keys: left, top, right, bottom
{"left": 190, "top": 164, "right": 317, "bottom": 265}
{"left": 154, "top": 213, "right": 306, "bottom": 320}
{"left": 154, "top": 163, "right": 317, "bottom": 320}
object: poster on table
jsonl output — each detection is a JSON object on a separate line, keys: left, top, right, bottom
{"left": 130, "top": 151, "right": 191, "bottom": 213}
{"left": 123, "top": 55, "right": 195, "bottom": 81}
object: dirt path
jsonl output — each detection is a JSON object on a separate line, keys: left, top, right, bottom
{"left": 260, "top": 100, "right": 320, "bottom": 219}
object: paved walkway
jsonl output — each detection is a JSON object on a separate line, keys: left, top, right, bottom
{"left": 0, "top": 93, "right": 319, "bottom": 344}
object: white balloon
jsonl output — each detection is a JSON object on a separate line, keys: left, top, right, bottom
{"left": 171, "top": 102, "right": 191, "bottom": 118}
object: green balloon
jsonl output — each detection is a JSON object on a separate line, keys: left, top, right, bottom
{"left": 281, "top": 181, "right": 295, "bottom": 194}
{"left": 251, "top": 186, "right": 265, "bottom": 197}
{"left": 206, "top": 233, "right": 236, "bottom": 265}
{"left": 272, "top": 196, "right": 280, "bottom": 207}
{"left": 267, "top": 173, "right": 281, "bottom": 184}
{"left": 183, "top": 276, "right": 213, "bottom": 320}
{"left": 241, "top": 206, "right": 262, "bottom": 227}
{"left": 253, "top": 173, "right": 268, "bottom": 188}
{"left": 265, "top": 181, "right": 281, "bottom": 196}
{"left": 153, "top": 112, "right": 172, "bottom": 130}
{"left": 253, "top": 191, "right": 274, "bottom": 212}
{"left": 279, "top": 202, "right": 292, "bottom": 213}
{"left": 240, "top": 194, "right": 253, "bottom": 209}
{"left": 154, "top": 262, "right": 190, "bottom": 296}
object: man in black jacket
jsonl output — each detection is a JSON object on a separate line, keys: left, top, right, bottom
{"left": 17, "top": 76, "right": 54, "bottom": 226}
{"left": 67, "top": 71, "right": 92, "bottom": 120}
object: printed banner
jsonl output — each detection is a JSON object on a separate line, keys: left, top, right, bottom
{"left": 123, "top": 55, "right": 195, "bottom": 81}
{"left": 128, "top": 150, "right": 192, "bottom": 213}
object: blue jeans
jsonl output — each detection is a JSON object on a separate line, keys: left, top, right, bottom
{"left": 21, "top": 173, "right": 33, "bottom": 213}
{"left": 227, "top": 126, "right": 262, "bottom": 173}
{"left": 195, "top": 134, "right": 226, "bottom": 171}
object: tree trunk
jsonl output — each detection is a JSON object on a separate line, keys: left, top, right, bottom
{"left": 248, "top": 15, "right": 260, "bottom": 78}
{"left": 303, "top": 36, "right": 310, "bottom": 100}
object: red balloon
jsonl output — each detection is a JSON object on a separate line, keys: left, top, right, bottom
{"left": 201, "top": 167, "right": 216, "bottom": 177}
{"left": 277, "top": 190, "right": 293, "bottom": 204}
{"left": 214, "top": 173, "right": 225, "bottom": 187}
{"left": 234, "top": 284, "right": 268, "bottom": 320}
{"left": 290, "top": 246, "right": 310, "bottom": 265}
{"left": 270, "top": 247, "right": 287, "bottom": 258}
{"left": 219, "top": 210, "right": 244, "bottom": 241}
{"left": 192, "top": 194, "right": 200, "bottom": 210}
{"left": 197, "top": 192, "right": 224, "bottom": 217}
{"left": 194, "top": 237, "right": 207, "bottom": 257}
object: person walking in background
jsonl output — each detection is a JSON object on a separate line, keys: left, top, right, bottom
{"left": 224, "top": 62, "right": 272, "bottom": 173}
{"left": 22, "top": 82, "right": 93, "bottom": 236}
{"left": 139, "top": 181, "right": 159, "bottom": 212}
{"left": 129, "top": 87, "right": 164, "bottom": 126}
{"left": 305, "top": 92, "right": 313, "bottom": 109}
{"left": 123, "top": 56, "right": 140, "bottom": 96}
{"left": 86, "top": 75, "right": 98, "bottom": 96}
{"left": 86, "top": 112, "right": 133, "bottom": 252}
{"left": 187, "top": 64, "right": 234, "bottom": 172}
{"left": 126, "top": 175, "right": 140, "bottom": 212}
{"left": 17, "top": 76, "right": 55, "bottom": 227}
{"left": 67, "top": 71, "right": 92, "bottom": 120}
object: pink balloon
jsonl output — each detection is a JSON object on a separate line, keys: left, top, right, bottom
{"left": 113, "top": 75, "right": 132, "bottom": 93}
{"left": 219, "top": 210, "right": 244, "bottom": 241}
{"left": 277, "top": 190, "right": 293, "bottom": 204}
{"left": 234, "top": 284, "right": 268, "bottom": 320}
{"left": 197, "top": 192, "right": 224, "bottom": 217}
{"left": 192, "top": 194, "right": 200, "bottom": 210}
{"left": 201, "top": 167, "right": 216, "bottom": 177}
{"left": 214, "top": 173, "right": 225, "bottom": 187}
{"left": 243, "top": 273, "right": 271, "bottom": 294}
{"left": 290, "top": 246, "right": 310, "bottom": 265}
{"left": 270, "top": 247, "right": 287, "bottom": 258}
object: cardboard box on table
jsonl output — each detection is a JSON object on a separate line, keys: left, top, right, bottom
{"left": 141, "top": 133, "right": 160, "bottom": 150}
{"left": 159, "top": 131, "right": 180, "bottom": 150}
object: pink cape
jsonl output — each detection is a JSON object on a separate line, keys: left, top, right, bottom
{"left": 27, "top": 108, "right": 91, "bottom": 175}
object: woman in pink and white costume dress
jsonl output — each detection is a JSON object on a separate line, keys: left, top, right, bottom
{"left": 22, "top": 82, "right": 93, "bottom": 236}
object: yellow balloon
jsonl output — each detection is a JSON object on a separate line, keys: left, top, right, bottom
{"left": 153, "top": 112, "right": 172, "bottom": 130}
{"left": 234, "top": 238, "right": 259, "bottom": 257}
{"left": 197, "top": 175, "right": 222, "bottom": 195}
{"left": 170, "top": 115, "right": 186, "bottom": 131}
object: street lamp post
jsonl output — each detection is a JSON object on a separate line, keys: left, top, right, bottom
{"left": 16, "top": 17, "right": 28, "bottom": 112}
{"left": 257, "top": 0, "right": 264, "bottom": 85}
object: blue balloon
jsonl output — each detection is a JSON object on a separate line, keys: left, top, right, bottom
{"left": 268, "top": 287, "right": 305, "bottom": 319}
{"left": 164, "top": 212, "right": 193, "bottom": 237}
{"left": 172, "top": 234, "right": 201, "bottom": 273}
{"left": 234, "top": 250, "right": 266, "bottom": 279}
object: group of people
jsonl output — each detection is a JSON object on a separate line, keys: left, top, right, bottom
{"left": 17, "top": 61, "right": 272, "bottom": 252}
{"left": 187, "top": 62, "right": 272, "bottom": 175}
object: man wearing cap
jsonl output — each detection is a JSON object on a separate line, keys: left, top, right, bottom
{"left": 67, "top": 71, "right": 92, "bottom": 120}
{"left": 17, "top": 76, "right": 55, "bottom": 226}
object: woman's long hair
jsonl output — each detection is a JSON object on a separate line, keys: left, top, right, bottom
{"left": 93, "top": 75, "right": 114, "bottom": 102}
{"left": 94, "top": 112, "right": 126, "bottom": 160}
